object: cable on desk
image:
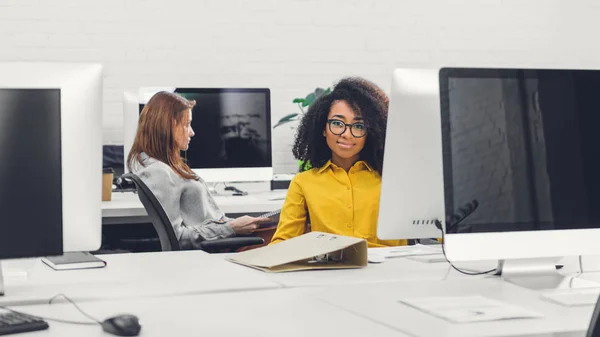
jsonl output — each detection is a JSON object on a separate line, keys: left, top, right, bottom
{"left": 2, "top": 293, "right": 100, "bottom": 327}
{"left": 48, "top": 293, "right": 101, "bottom": 324}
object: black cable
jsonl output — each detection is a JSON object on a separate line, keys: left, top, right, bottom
{"left": 0, "top": 307, "right": 98, "bottom": 326}
{"left": 48, "top": 293, "right": 101, "bottom": 324}
{"left": 435, "top": 219, "right": 496, "bottom": 276}
{"left": 434, "top": 199, "right": 496, "bottom": 276}
{"left": 0, "top": 293, "right": 101, "bottom": 327}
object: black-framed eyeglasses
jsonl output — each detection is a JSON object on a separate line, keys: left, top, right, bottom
{"left": 327, "top": 119, "right": 367, "bottom": 138}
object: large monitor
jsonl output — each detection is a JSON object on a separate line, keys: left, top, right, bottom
{"left": 0, "top": 89, "right": 63, "bottom": 260}
{"left": 0, "top": 62, "right": 102, "bottom": 294}
{"left": 125, "top": 87, "right": 273, "bottom": 183}
{"left": 377, "top": 68, "right": 446, "bottom": 240}
{"left": 122, "top": 90, "right": 138, "bottom": 174}
{"left": 378, "top": 67, "right": 600, "bottom": 289}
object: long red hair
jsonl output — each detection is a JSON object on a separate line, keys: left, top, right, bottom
{"left": 127, "top": 91, "right": 197, "bottom": 180}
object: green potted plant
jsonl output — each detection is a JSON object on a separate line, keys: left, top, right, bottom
{"left": 273, "top": 87, "right": 331, "bottom": 128}
{"left": 274, "top": 87, "right": 331, "bottom": 171}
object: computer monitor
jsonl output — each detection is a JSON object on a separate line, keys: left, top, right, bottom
{"left": 377, "top": 68, "right": 446, "bottom": 240}
{"left": 379, "top": 66, "right": 600, "bottom": 289}
{"left": 122, "top": 91, "right": 138, "bottom": 174}
{"left": 129, "top": 87, "right": 273, "bottom": 183}
{"left": 0, "top": 89, "right": 63, "bottom": 260}
{"left": 0, "top": 62, "right": 102, "bottom": 294}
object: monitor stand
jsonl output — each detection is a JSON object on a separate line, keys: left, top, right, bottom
{"left": 495, "top": 258, "right": 600, "bottom": 290}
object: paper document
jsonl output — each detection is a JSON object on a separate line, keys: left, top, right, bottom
{"left": 399, "top": 295, "right": 543, "bottom": 323}
{"left": 368, "top": 244, "right": 442, "bottom": 260}
{"left": 540, "top": 287, "right": 600, "bottom": 307}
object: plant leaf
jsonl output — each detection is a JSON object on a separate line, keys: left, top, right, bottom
{"left": 292, "top": 98, "right": 305, "bottom": 104}
{"left": 314, "top": 87, "right": 325, "bottom": 97}
{"left": 303, "top": 93, "right": 316, "bottom": 107}
{"left": 273, "top": 113, "right": 299, "bottom": 128}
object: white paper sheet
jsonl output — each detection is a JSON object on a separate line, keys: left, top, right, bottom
{"left": 540, "top": 287, "right": 600, "bottom": 307}
{"left": 399, "top": 295, "right": 544, "bottom": 323}
{"left": 368, "top": 244, "right": 442, "bottom": 260}
{"left": 407, "top": 254, "right": 447, "bottom": 263}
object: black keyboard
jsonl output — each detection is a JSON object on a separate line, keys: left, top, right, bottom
{"left": 0, "top": 309, "right": 48, "bottom": 335}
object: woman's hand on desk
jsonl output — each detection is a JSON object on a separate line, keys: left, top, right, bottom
{"left": 230, "top": 216, "right": 272, "bottom": 235}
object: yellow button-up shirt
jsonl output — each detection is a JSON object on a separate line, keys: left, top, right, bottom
{"left": 271, "top": 160, "right": 406, "bottom": 248}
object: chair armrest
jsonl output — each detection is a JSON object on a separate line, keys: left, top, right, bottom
{"left": 199, "top": 237, "right": 264, "bottom": 253}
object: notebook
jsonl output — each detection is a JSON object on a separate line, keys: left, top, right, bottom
{"left": 259, "top": 209, "right": 281, "bottom": 219}
{"left": 41, "top": 252, "right": 107, "bottom": 271}
{"left": 257, "top": 209, "right": 282, "bottom": 228}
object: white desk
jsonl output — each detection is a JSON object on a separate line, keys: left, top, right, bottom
{"left": 3, "top": 248, "right": 600, "bottom": 336}
{"left": 221, "top": 253, "right": 500, "bottom": 288}
{"left": 15, "top": 287, "right": 409, "bottom": 337}
{"left": 102, "top": 190, "right": 287, "bottom": 224}
{"left": 0, "top": 250, "right": 281, "bottom": 306}
{"left": 315, "top": 277, "right": 593, "bottom": 337}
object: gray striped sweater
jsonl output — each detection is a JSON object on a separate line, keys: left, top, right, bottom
{"left": 131, "top": 153, "right": 235, "bottom": 249}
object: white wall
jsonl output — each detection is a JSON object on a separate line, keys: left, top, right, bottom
{"left": 0, "top": 0, "right": 597, "bottom": 174}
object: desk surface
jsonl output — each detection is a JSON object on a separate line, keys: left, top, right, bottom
{"left": 12, "top": 277, "right": 596, "bottom": 337}
{"left": 4, "top": 249, "right": 600, "bottom": 336}
{"left": 0, "top": 250, "right": 281, "bottom": 306}
{"left": 219, "top": 253, "right": 500, "bottom": 288}
{"left": 316, "top": 277, "right": 593, "bottom": 337}
{"left": 103, "top": 190, "right": 287, "bottom": 219}
{"left": 16, "top": 287, "right": 409, "bottom": 337}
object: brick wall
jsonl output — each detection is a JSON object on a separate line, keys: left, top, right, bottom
{"left": 0, "top": 0, "right": 597, "bottom": 173}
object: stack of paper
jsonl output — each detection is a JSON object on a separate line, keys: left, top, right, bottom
{"left": 540, "top": 287, "right": 600, "bottom": 307}
{"left": 368, "top": 244, "right": 443, "bottom": 262}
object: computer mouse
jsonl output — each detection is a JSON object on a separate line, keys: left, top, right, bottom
{"left": 101, "top": 314, "right": 141, "bottom": 336}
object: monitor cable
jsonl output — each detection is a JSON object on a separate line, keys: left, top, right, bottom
{"left": 434, "top": 199, "right": 496, "bottom": 276}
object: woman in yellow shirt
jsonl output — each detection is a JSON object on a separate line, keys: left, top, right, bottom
{"left": 271, "top": 77, "right": 406, "bottom": 247}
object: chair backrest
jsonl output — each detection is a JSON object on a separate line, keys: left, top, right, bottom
{"left": 122, "top": 173, "right": 180, "bottom": 251}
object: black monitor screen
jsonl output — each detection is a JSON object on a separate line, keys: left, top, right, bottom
{"left": 0, "top": 89, "right": 62, "bottom": 259}
{"left": 440, "top": 68, "right": 600, "bottom": 234}
{"left": 139, "top": 88, "right": 272, "bottom": 169}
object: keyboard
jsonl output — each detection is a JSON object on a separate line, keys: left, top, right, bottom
{"left": 0, "top": 309, "right": 48, "bottom": 335}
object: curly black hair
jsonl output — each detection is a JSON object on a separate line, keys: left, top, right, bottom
{"left": 292, "top": 77, "right": 389, "bottom": 174}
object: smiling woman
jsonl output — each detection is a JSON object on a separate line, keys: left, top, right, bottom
{"left": 270, "top": 77, "right": 407, "bottom": 248}
{"left": 324, "top": 101, "right": 368, "bottom": 171}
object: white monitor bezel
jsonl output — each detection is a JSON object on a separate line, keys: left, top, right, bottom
{"left": 440, "top": 65, "right": 600, "bottom": 262}
{"left": 377, "top": 68, "right": 446, "bottom": 240}
{"left": 122, "top": 91, "right": 139, "bottom": 174}
{"left": 0, "top": 62, "right": 103, "bottom": 253}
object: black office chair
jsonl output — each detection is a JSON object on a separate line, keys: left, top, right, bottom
{"left": 122, "top": 173, "right": 264, "bottom": 253}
